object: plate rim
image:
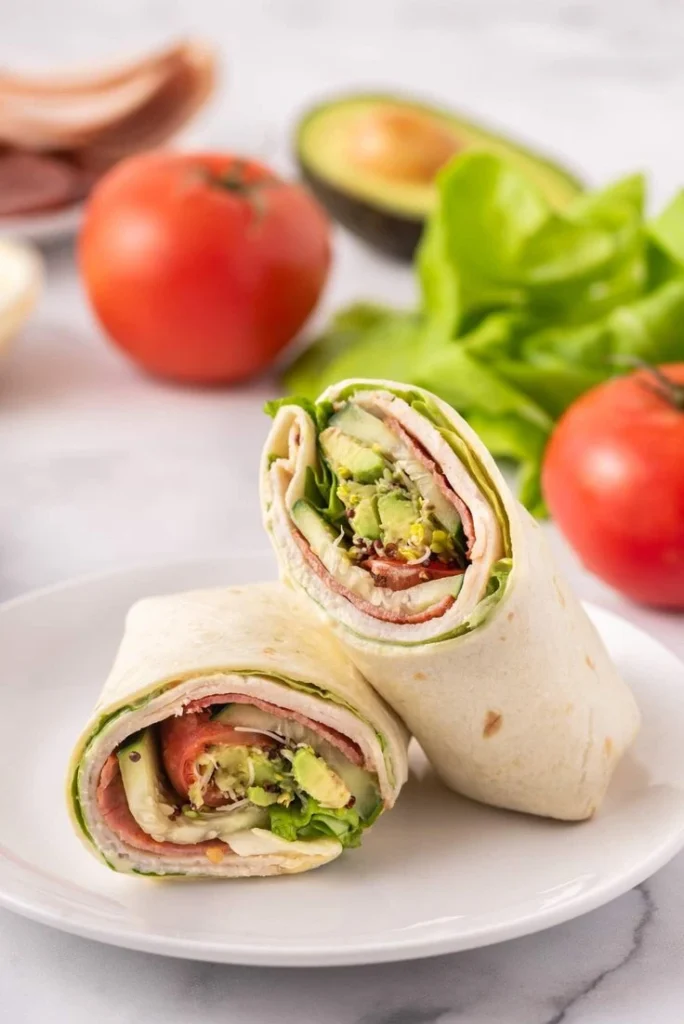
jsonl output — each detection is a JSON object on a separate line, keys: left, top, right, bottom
{"left": 0, "top": 556, "right": 683, "bottom": 967}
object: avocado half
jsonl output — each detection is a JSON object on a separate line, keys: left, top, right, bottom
{"left": 295, "top": 93, "right": 583, "bottom": 262}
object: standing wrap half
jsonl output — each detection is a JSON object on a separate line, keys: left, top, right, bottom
{"left": 68, "top": 583, "right": 408, "bottom": 877}
{"left": 261, "top": 379, "right": 640, "bottom": 821}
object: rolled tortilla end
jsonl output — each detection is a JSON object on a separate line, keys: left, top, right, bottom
{"left": 261, "top": 379, "right": 640, "bottom": 821}
{"left": 67, "top": 582, "right": 408, "bottom": 877}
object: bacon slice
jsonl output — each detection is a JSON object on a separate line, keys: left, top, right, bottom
{"left": 159, "top": 713, "right": 273, "bottom": 807}
{"left": 96, "top": 753, "right": 228, "bottom": 857}
{"left": 183, "top": 693, "right": 365, "bottom": 768}
{"left": 361, "top": 557, "right": 465, "bottom": 592}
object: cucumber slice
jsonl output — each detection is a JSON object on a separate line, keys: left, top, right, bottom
{"left": 118, "top": 729, "right": 267, "bottom": 844}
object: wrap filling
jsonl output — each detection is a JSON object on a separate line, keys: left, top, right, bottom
{"left": 96, "top": 694, "right": 382, "bottom": 858}
{"left": 264, "top": 386, "right": 511, "bottom": 636}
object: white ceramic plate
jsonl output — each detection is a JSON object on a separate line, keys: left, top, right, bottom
{"left": 0, "top": 202, "right": 83, "bottom": 244}
{"left": 1, "top": 553, "right": 683, "bottom": 967}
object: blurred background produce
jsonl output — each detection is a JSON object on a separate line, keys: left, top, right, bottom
{"left": 296, "top": 93, "right": 583, "bottom": 260}
{"left": 80, "top": 152, "right": 330, "bottom": 382}
{"left": 288, "top": 159, "right": 684, "bottom": 514}
{"left": 0, "top": 239, "right": 42, "bottom": 355}
{"left": 542, "top": 363, "right": 684, "bottom": 609}
{"left": 0, "top": 40, "right": 215, "bottom": 220}
{"left": 1, "top": 0, "right": 682, "bottom": 628}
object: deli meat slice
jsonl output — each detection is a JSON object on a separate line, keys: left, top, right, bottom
{"left": 183, "top": 693, "right": 366, "bottom": 768}
{"left": 96, "top": 754, "right": 228, "bottom": 856}
{"left": 0, "top": 41, "right": 216, "bottom": 217}
{"left": 0, "top": 153, "right": 81, "bottom": 216}
{"left": 293, "top": 528, "right": 456, "bottom": 625}
{"left": 383, "top": 414, "right": 476, "bottom": 556}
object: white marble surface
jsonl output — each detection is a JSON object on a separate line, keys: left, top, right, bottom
{"left": 2, "top": 1, "right": 684, "bottom": 1020}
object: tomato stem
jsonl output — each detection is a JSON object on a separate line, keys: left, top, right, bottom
{"left": 633, "top": 360, "right": 684, "bottom": 412}
{"left": 199, "top": 160, "right": 277, "bottom": 222}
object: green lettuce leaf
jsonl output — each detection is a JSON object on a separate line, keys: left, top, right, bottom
{"left": 285, "top": 306, "right": 423, "bottom": 401}
{"left": 648, "top": 190, "right": 684, "bottom": 268}
{"left": 567, "top": 172, "right": 645, "bottom": 221}
{"left": 439, "top": 152, "right": 549, "bottom": 279}
{"left": 416, "top": 344, "right": 553, "bottom": 431}
{"left": 264, "top": 395, "right": 333, "bottom": 432}
{"left": 607, "top": 279, "right": 684, "bottom": 362}
{"left": 464, "top": 413, "right": 548, "bottom": 518}
{"left": 521, "top": 278, "right": 684, "bottom": 369}
{"left": 264, "top": 396, "right": 344, "bottom": 523}
{"left": 305, "top": 460, "right": 346, "bottom": 527}
{"left": 427, "top": 153, "right": 542, "bottom": 327}
{"left": 417, "top": 214, "right": 461, "bottom": 340}
{"left": 264, "top": 395, "right": 316, "bottom": 421}
{"left": 269, "top": 797, "right": 365, "bottom": 848}
{"left": 278, "top": 154, "right": 684, "bottom": 515}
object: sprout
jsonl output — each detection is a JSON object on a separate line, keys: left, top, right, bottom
{"left": 409, "top": 522, "right": 426, "bottom": 545}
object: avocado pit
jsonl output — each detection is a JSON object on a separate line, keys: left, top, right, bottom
{"left": 350, "top": 107, "right": 460, "bottom": 184}
{"left": 295, "top": 92, "right": 583, "bottom": 260}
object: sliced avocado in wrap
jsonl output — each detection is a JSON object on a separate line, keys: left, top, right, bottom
{"left": 265, "top": 380, "right": 508, "bottom": 644}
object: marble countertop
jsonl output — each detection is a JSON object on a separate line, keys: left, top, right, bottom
{"left": 2, "top": 1, "right": 684, "bottom": 1020}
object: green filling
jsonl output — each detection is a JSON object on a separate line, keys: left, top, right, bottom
{"left": 269, "top": 798, "right": 365, "bottom": 847}
{"left": 291, "top": 497, "right": 465, "bottom": 614}
{"left": 215, "top": 704, "right": 381, "bottom": 823}
{"left": 306, "top": 400, "right": 469, "bottom": 569}
{"left": 189, "top": 745, "right": 282, "bottom": 809}
{"left": 71, "top": 668, "right": 392, "bottom": 849}
{"left": 266, "top": 382, "right": 513, "bottom": 646}
{"left": 117, "top": 721, "right": 378, "bottom": 851}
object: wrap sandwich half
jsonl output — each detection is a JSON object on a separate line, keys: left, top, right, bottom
{"left": 261, "top": 378, "right": 640, "bottom": 821}
{"left": 68, "top": 582, "right": 408, "bottom": 877}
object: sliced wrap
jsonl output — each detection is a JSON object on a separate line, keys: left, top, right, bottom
{"left": 68, "top": 582, "right": 408, "bottom": 877}
{"left": 261, "top": 378, "right": 640, "bottom": 821}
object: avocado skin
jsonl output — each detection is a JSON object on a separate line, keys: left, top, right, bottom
{"left": 296, "top": 93, "right": 584, "bottom": 263}
{"left": 300, "top": 163, "right": 423, "bottom": 262}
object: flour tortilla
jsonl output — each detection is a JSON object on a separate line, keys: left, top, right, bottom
{"left": 261, "top": 379, "right": 640, "bottom": 820}
{"left": 67, "top": 582, "right": 408, "bottom": 877}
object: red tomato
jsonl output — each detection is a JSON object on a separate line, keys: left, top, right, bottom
{"left": 542, "top": 365, "right": 684, "bottom": 609}
{"left": 79, "top": 152, "right": 331, "bottom": 383}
